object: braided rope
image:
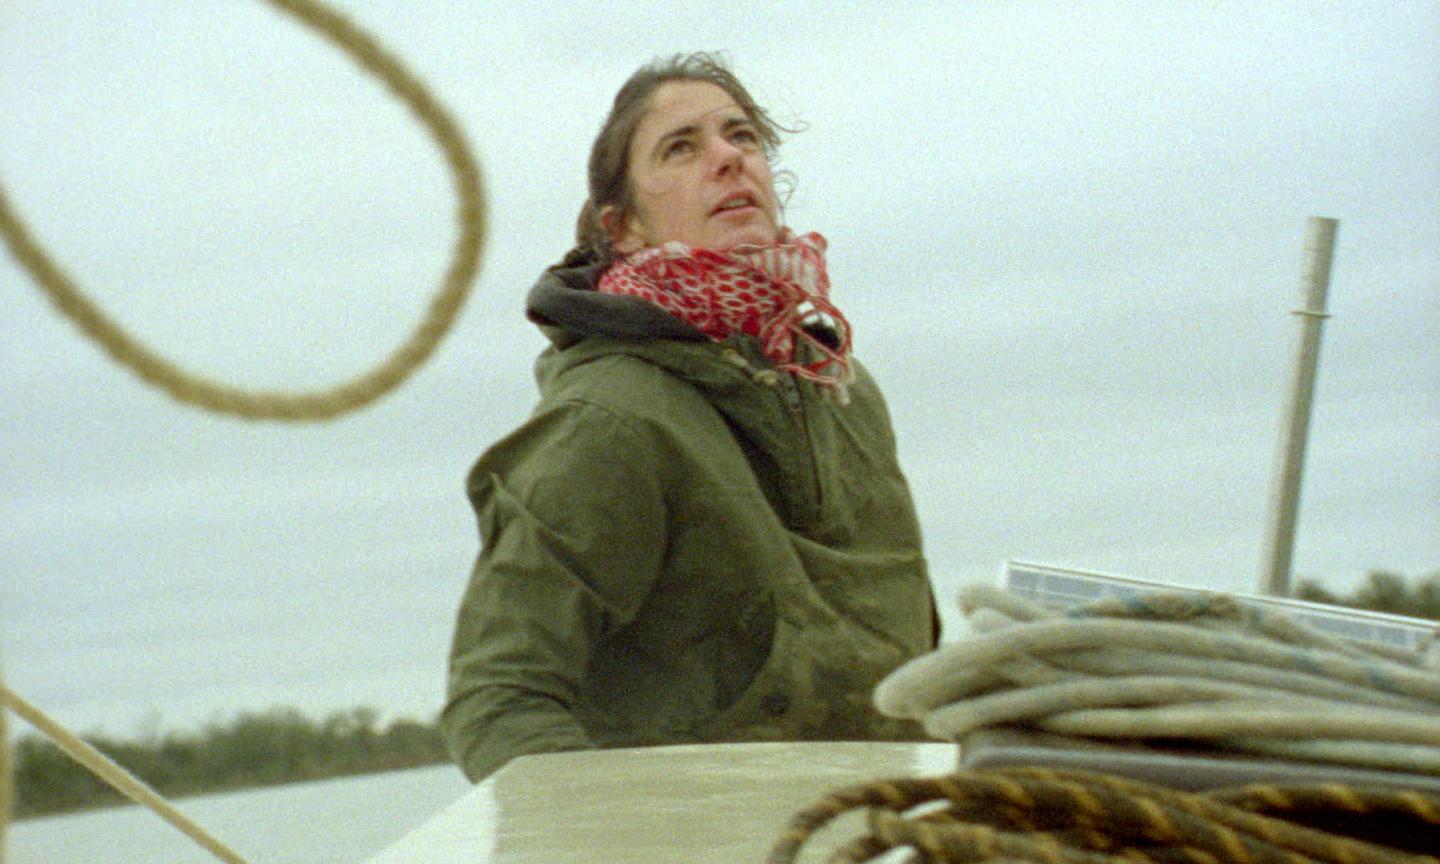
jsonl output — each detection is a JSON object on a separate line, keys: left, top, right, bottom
{"left": 0, "top": 0, "right": 486, "bottom": 421}
{"left": 873, "top": 585, "right": 1440, "bottom": 774}
{"left": 766, "top": 767, "right": 1440, "bottom": 864}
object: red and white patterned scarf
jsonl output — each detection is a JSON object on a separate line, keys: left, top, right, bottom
{"left": 596, "top": 230, "right": 853, "bottom": 393}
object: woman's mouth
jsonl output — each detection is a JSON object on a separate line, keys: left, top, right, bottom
{"left": 712, "top": 193, "right": 758, "bottom": 216}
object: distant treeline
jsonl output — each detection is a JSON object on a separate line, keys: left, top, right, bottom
{"left": 1295, "top": 568, "right": 1440, "bottom": 621}
{"left": 12, "top": 706, "right": 450, "bottom": 820}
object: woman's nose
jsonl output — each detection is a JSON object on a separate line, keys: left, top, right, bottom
{"left": 708, "top": 135, "right": 744, "bottom": 174}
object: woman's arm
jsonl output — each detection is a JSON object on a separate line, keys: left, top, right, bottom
{"left": 440, "top": 401, "right": 667, "bottom": 781}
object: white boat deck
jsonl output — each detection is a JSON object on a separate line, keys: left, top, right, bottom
{"left": 366, "top": 742, "right": 957, "bottom": 863}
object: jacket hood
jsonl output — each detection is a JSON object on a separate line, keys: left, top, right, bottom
{"left": 522, "top": 249, "right": 857, "bottom": 420}
{"left": 525, "top": 251, "right": 708, "bottom": 350}
{"left": 523, "top": 251, "right": 814, "bottom": 427}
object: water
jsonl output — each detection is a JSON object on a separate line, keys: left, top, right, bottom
{"left": 7, "top": 765, "right": 472, "bottom": 864}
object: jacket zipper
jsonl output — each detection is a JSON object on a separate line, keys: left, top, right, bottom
{"left": 776, "top": 367, "right": 825, "bottom": 520}
{"left": 721, "top": 343, "right": 825, "bottom": 520}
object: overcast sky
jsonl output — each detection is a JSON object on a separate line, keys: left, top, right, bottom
{"left": 3, "top": 1, "right": 1436, "bottom": 738}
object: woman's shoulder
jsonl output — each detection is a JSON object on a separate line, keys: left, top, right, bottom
{"left": 468, "top": 345, "right": 728, "bottom": 495}
{"left": 535, "top": 338, "right": 724, "bottom": 413}
{"left": 542, "top": 346, "right": 679, "bottom": 397}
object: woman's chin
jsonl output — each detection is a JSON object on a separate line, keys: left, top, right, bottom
{"left": 708, "top": 223, "right": 780, "bottom": 251}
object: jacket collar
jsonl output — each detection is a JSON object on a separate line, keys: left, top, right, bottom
{"left": 525, "top": 254, "right": 707, "bottom": 350}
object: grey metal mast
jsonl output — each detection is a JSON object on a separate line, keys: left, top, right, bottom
{"left": 1259, "top": 216, "right": 1339, "bottom": 596}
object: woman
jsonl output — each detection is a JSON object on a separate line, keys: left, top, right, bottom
{"left": 441, "top": 53, "right": 939, "bottom": 783}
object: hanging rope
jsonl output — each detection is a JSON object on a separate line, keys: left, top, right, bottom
{"left": 2, "top": 2, "right": 484, "bottom": 862}
{"left": 766, "top": 766, "right": 1440, "bottom": 863}
{"left": 874, "top": 584, "right": 1440, "bottom": 774}
{"left": 0, "top": 0, "right": 487, "bottom": 421}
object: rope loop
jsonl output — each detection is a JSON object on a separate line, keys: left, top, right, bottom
{"left": 0, "top": 0, "right": 486, "bottom": 421}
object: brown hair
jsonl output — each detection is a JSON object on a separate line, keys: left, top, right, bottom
{"left": 573, "top": 52, "right": 793, "bottom": 263}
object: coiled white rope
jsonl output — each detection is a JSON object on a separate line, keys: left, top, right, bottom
{"left": 875, "top": 584, "right": 1440, "bottom": 775}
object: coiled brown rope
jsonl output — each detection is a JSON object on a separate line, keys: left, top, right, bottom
{"left": 766, "top": 767, "right": 1440, "bottom": 864}
{"left": 0, "top": 0, "right": 486, "bottom": 421}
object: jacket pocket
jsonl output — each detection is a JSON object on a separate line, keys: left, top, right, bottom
{"left": 694, "top": 614, "right": 806, "bottom": 741}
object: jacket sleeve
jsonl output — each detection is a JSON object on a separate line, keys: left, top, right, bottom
{"left": 440, "top": 400, "right": 668, "bottom": 782}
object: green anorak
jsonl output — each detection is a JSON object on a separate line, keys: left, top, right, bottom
{"left": 442, "top": 255, "right": 938, "bottom": 782}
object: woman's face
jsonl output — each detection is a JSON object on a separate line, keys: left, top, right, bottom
{"left": 606, "top": 80, "right": 780, "bottom": 253}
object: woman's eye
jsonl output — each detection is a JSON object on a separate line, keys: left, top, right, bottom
{"left": 731, "top": 128, "right": 759, "bottom": 145}
{"left": 664, "top": 139, "right": 694, "bottom": 158}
